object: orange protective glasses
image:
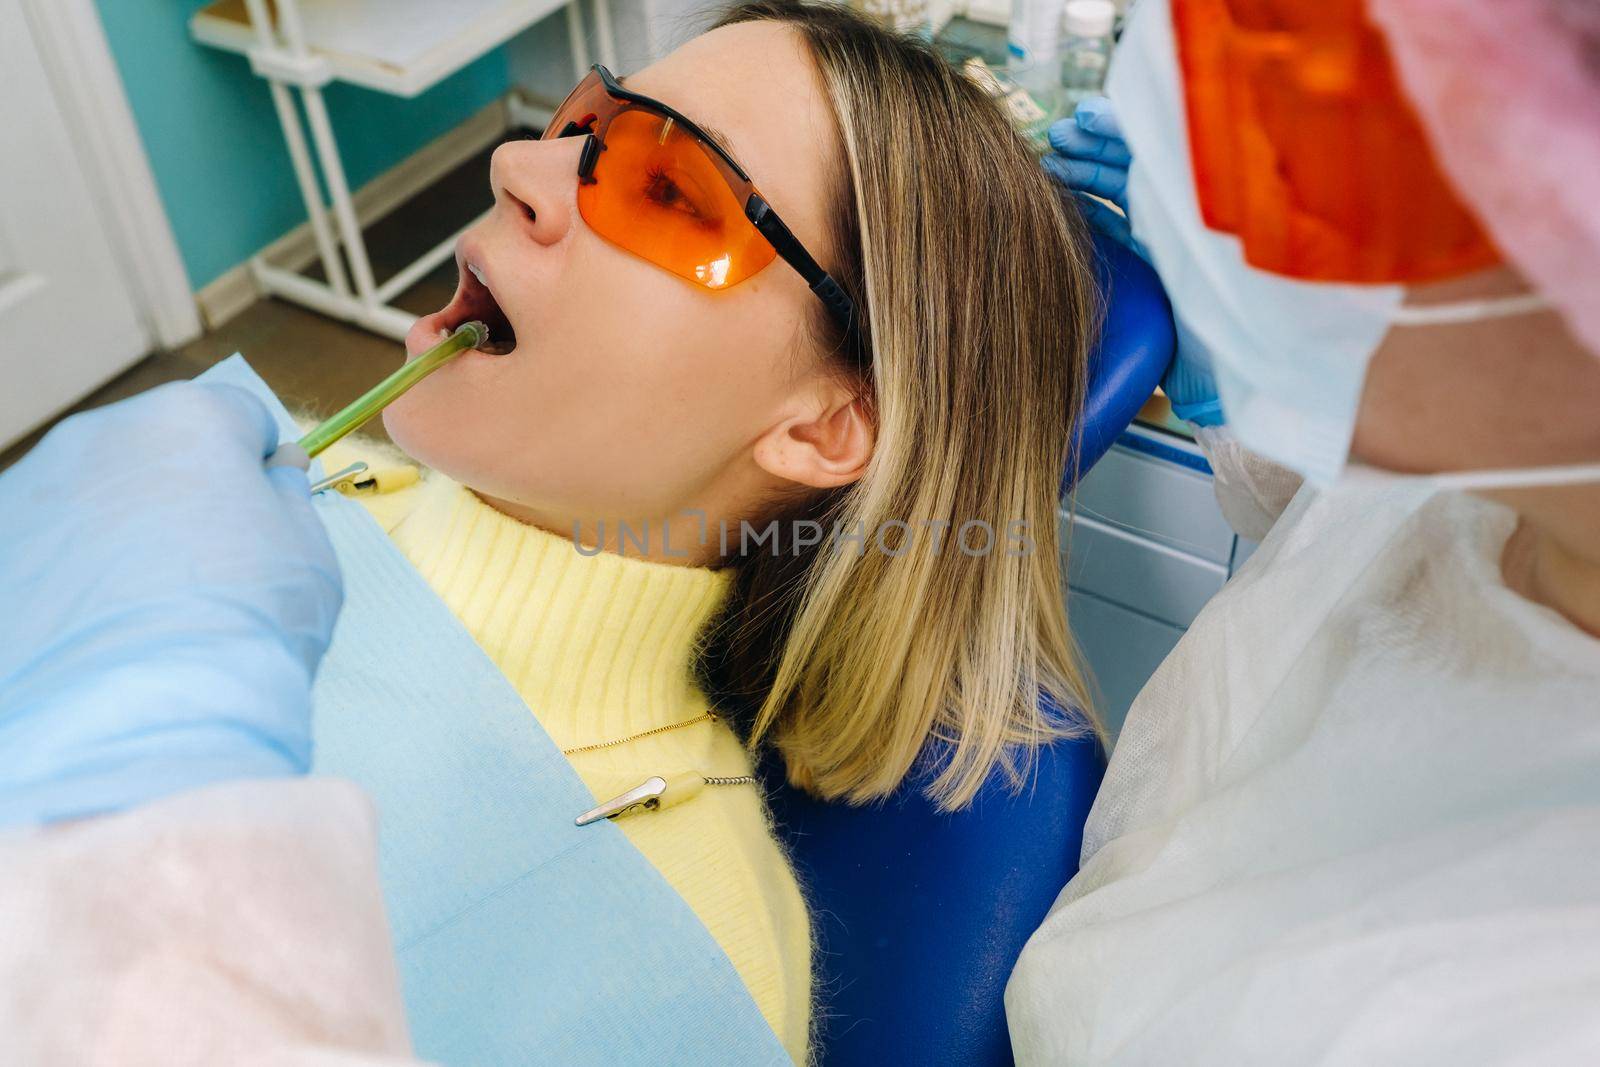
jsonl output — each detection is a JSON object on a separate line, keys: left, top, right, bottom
{"left": 543, "top": 65, "right": 856, "bottom": 333}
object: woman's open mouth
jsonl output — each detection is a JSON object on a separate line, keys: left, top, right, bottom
{"left": 413, "top": 246, "right": 518, "bottom": 357}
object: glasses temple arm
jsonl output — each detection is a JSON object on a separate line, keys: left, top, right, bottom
{"left": 744, "top": 195, "right": 856, "bottom": 332}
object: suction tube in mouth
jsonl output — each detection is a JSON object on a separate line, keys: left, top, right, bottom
{"left": 297, "top": 320, "right": 488, "bottom": 459}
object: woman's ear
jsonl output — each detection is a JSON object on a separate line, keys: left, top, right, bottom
{"left": 753, "top": 380, "right": 875, "bottom": 490}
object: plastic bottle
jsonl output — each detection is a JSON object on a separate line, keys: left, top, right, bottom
{"left": 1059, "top": 0, "right": 1115, "bottom": 109}
{"left": 856, "top": 0, "right": 933, "bottom": 37}
{"left": 1008, "top": 0, "right": 1067, "bottom": 112}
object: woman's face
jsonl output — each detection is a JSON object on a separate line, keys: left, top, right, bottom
{"left": 384, "top": 21, "right": 863, "bottom": 536}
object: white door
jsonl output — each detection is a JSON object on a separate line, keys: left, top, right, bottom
{"left": 0, "top": 1, "right": 149, "bottom": 450}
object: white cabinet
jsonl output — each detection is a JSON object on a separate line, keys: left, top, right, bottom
{"left": 1074, "top": 443, "right": 1234, "bottom": 564}
{"left": 1065, "top": 515, "right": 1228, "bottom": 628}
{"left": 1063, "top": 427, "right": 1245, "bottom": 744}
{"left": 1066, "top": 590, "right": 1185, "bottom": 739}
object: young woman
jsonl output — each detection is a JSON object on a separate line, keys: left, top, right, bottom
{"left": 324, "top": 0, "right": 1102, "bottom": 1057}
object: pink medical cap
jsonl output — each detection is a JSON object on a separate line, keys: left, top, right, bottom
{"left": 1369, "top": 0, "right": 1600, "bottom": 356}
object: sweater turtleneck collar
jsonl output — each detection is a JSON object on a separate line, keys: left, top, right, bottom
{"left": 389, "top": 475, "right": 732, "bottom": 749}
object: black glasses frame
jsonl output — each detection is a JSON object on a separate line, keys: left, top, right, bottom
{"left": 547, "top": 64, "right": 857, "bottom": 337}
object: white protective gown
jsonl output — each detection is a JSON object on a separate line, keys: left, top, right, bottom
{"left": 1007, "top": 483, "right": 1600, "bottom": 1064}
{"left": 0, "top": 779, "right": 423, "bottom": 1067}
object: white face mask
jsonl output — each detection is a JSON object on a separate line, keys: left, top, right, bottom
{"left": 1189, "top": 289, "right": 1600, "bottom": 499}
{"left": 1354, "top": 296, "right": 1600, "bottom": 492}
{"left": 1340, "top": 458, "right": 1600, "bottom": 494}
{"left": 1352, "top": 294, "right": 1600, "bottom": 492}
{"left": 1109, "top": 0, "right": 1595, "bottom": 493}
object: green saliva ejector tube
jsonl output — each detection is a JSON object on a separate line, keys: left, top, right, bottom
{"left": 297, "top": 320, "right": 487, "bottom": 459}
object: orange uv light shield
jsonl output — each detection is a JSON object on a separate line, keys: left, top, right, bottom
{"left": 1170, "top": 0, "right": 1500, "bottom": 285}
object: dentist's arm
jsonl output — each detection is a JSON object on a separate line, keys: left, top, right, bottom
{"left": 1044, "top": 98, "right": 1225, "bottom": 428}
{"left": 0, "top": 382, "right": 341, "bottom": 826}
{"left": 0, "top": 383, "right": 423, "bottom": 1065}
{"left": 1044, "top": 100, "right": 1302, "bottom": 538}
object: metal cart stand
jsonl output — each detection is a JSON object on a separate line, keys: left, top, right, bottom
{"left": 191, "top": 0, "right": 619, "bottom": 339}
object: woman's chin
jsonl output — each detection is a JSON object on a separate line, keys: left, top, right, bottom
{"left": 380, "top": 395, "right": 435, "bottom": 465}
{"left": 381, "top": 396, "right": 490, "bottom": 492}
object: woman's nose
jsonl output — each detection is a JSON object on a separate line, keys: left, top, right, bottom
{"left": 488, "top": 137, "right": 583, "bottom": 246}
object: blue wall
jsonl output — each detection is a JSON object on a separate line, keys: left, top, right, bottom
{"left": 96, "top": 2, "right": 512, "bottom": 289}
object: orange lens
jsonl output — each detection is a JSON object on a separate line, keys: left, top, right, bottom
{"left": 578, "top": 109, "right": 775, "bottom": 289}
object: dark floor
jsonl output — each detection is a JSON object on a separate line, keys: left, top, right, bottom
{"left": 0, "top": 134, "right": 524, "bottom": 472}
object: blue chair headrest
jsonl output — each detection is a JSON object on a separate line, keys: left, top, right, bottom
{"left": 1065, "top": 229, "right": 1177, "bottom": 490}
{"left": 765, "top": 230, "right": 1176, "bottom": 1066}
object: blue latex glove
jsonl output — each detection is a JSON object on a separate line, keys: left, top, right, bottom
{"left": 1043, "top": 97, "right": 1224, "bottom": 427}
{"left": 0, "top": 382, "right": 343, "bottom": 827}
{"left": 1043, "top": 97, "right": 1139, "bottom": 255}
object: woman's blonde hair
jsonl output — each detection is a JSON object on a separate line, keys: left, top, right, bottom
{"left": 702, "top": 0, "right": 1102, "bottom": 810}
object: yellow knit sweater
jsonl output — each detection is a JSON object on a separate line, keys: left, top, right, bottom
{"left": 328, "top": 445, "right": 812, "bottom": 1060}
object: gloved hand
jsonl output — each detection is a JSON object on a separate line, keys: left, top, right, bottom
{"left": 0, "top": 382, "right": 343, "bottom": 827}
{"left": 1043, "top": 97, "right": 1224, "bottom": 427}
{"left": 1043, "top": 97, "right": 1139, "bottom": 255}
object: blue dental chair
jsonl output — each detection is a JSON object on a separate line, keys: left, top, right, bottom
{"left": 762, "top": 230, "right": 1175, "bottom": 1066}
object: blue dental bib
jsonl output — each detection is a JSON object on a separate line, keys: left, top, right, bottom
{"left": 199, "top": 357, "right": 785, "bottom": 1067}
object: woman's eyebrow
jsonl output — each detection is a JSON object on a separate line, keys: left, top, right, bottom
{"left": 615, "top": 74, "right": 738, "bottom": 157}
